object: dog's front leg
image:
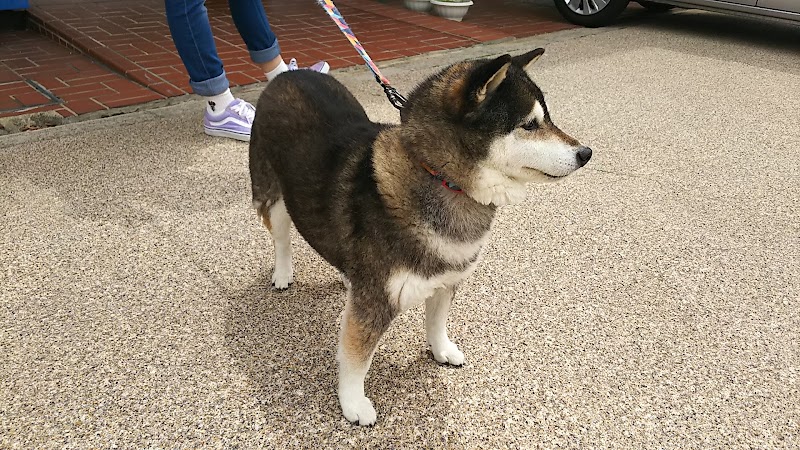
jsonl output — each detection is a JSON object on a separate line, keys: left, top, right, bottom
{"left": 337, "top": 292, "right": 391, "bottom": 426}
{"left": 425, "top": 287, "right": 464, "bottom": 366}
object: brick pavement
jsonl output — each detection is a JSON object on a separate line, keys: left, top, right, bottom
{"left": 1, "top": 0, "right": 578, "bottom": 120}
{"left": 0, "top": 29, "right": 161, "bottom": 119}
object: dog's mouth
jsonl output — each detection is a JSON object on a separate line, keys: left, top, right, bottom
{"left": 522, "top": 167, "right": 564, "bottom": 180}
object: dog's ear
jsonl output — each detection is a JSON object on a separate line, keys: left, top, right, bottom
{"left": 471, "top": 54, "right": 512, "bottom": 104}
{"left": 512, "top": 48, "right": 545, "bottom": 72}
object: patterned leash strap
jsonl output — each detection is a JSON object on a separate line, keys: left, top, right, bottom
{"left": 316, "top": 0, "right": 408, "bottom": 110}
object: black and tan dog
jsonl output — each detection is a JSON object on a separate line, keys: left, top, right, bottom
{"left": 249, "top": 49, "right": 591, "bottom": 425}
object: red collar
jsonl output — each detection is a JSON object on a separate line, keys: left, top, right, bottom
{"left": 421, "top": 163, "right": 463, "bottom": 194}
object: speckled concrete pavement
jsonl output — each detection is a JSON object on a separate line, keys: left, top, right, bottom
{"left": 2, "top": 10, "right": 799, "bottom": 449}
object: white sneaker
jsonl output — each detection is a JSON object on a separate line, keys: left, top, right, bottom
{"left": 203, "top": 98, "right": 255, "bottom": 142}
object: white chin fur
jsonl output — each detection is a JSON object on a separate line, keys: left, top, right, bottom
{"left": 469, "top": 166, "right": 527, "bottom": 206}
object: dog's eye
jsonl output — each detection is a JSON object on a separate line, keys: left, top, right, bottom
{"left": 520, "top": 121, "right": 538, "bottom": 131}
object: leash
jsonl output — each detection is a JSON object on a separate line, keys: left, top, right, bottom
{"left": 316, "top": 0, "right": 408, "bottom": 110}
{"left": 317, "top": 0, "right": 461, "bottom": 194}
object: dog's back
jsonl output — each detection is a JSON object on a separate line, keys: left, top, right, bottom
{"left": 249, "top": 71, "right": 387, "bottom": 268}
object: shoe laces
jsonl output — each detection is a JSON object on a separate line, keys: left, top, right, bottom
{"left": 288, "top": 58, "right": 299, "bottom": 71}
{"left": 230, "top": 101, "right": 255, "bottom": 123}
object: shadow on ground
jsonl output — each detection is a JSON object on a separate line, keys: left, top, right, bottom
{"left": 618, "top": 8, "right": 800, "bottom": 73}
{"left": 222, "top": 274, "right": 456, "bottom": 444}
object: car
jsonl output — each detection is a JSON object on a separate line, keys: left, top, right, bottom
{"left": 553, "top": 0, "right": 800, "bottom": 27}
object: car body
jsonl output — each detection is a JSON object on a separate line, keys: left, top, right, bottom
{"left": 554, "top": 0, "right": 800, "bottom": 27}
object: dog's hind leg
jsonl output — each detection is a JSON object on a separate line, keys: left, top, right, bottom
{"left": 257, "top": 198, "right": 294, "bottom": 290}
{"left": 425, "top": 287, "right": 464, "bottom": 366}
{"left": 337, "top": 291, "right": 392, "bottom": 426}
{"left": 250, "top": 124, "right": 294, "bottom": 289}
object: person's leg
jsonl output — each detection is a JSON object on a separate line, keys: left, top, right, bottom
{"left": 165, "top": 0, "right": 254, "bottom": 141}
{"left": 165, "top": 0, "right": 231, "bottom": 100}
{"left": 228, "top": 0, "right": 329, "bottom": 80}
{"left": 227, "top": 0, "right": 285, "bottom": 79}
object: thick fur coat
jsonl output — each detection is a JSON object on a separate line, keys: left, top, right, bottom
{"left": 248, "top": 49, "right": 591, "bottom": 425}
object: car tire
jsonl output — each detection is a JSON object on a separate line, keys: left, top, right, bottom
{"left": 637, "top": 0, "right": 674, "bottom": 11}
{"left": 553, "top": 0, "right": 631, "bottom": 27}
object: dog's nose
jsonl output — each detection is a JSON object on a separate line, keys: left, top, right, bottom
{"left": 576, "top": 146, "right": 592, "bottom": 167}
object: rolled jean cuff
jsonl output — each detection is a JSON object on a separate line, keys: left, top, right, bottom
{"left": 189, "top": 71, "right": 230, "bottom": 97}
{"left": 249, "top": 39, "right": 281, "bottom": 65}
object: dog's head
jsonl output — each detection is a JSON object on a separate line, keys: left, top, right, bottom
{"left": 400, "top": 49, "right": 592, "bottom": 206}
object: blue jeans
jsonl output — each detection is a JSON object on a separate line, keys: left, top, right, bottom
{"left": 165, "top": 0, "right": 281, "bottom": 96}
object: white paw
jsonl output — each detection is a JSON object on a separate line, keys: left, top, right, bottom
{"left": 431, "top": 341, "right": 465, "bottom": 366}
{"left": 339, "top": 393, "right": 377, "bottom": 426}
{"left": 271, "top": 266, "right": 293, "bottom": 290}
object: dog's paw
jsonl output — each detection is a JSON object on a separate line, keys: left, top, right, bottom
{"left": 340, "top": 394, "right": 377, "bottom": 426}
{"left": 431, "top": 341, "right": 465, "bottom": 366}
{"left": 271, "top": 267, "right": 294, "bottom": 290}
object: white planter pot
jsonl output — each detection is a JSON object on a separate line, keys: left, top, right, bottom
{"left": 430, "top": 0, "right": 473, "bottom": 21}
{"left": 404, "top": 0, "right": 431, "bottom": 12}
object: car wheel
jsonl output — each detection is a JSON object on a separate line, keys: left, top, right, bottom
{"left": 637, "top": 0, "right": 674, "bottom": 11}
{"left": 553, "top": 0, "right": 631, "bottom": 27}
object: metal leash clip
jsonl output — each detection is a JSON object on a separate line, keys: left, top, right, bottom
{"left": 380, "top": 81, "right": 408, "bottom": 110}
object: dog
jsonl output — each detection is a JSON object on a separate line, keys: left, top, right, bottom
{"left": 248, "top": 48, "right": 592, "bottom": 426}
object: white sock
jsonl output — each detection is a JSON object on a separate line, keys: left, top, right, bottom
{"left": 265, "top": 60, "right": 289, "bottom": 82}
{"left": 205, "top": 89, "right": 235, "bottom": 115}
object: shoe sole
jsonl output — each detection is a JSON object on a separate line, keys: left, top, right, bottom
{"left": 204, "top": 126, "right": 250, "bottom": 142}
